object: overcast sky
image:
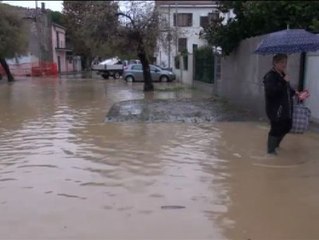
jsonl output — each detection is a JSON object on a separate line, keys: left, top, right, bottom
{"left": 2, "top": 1, "right": 130, "bottom": 12}
{"left": 2, "top": 1, "right": 63, "bottom": 11}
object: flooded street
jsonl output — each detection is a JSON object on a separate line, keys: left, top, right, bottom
{"left": 1, "top": 77, "right": 319, "bottom": 239}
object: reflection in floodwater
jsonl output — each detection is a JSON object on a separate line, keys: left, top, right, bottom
{"left": 0, "top": 78, "right": 319, "bottom": 239}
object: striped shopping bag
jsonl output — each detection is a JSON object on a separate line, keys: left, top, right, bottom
{"left": 290, "top": 103, "right": 311, "bottom": 134}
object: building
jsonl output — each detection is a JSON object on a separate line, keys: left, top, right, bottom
{"left": 0, "top": 3, "right": 81, "bottom": 77}
{"left": 155, "top": 1, "right": 218, "bottom": 70}
{"left": 52, "top": 23, "right": 81, "bottom": 73}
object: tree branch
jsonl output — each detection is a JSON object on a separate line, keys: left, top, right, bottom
{"left": 116, "top": 12, "right": 136, "bottom": 29}
{"left": 141, "top": 12, "right": 157, "bottom": 30}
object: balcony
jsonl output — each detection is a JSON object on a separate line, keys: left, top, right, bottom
{"left": 55, "top": 42, "right": 72, "bottom": 52}
{"left": 55, "top": 47, "right": 72, "bottom": 52}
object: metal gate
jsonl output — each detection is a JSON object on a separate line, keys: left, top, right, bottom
{"left": 194, "top": 47, "right": 214, "bottom": 83}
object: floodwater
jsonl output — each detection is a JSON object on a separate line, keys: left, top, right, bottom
{"left": 1, "top": 77, "right": 319, "bottom": 240}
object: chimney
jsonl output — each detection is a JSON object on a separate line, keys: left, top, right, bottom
{"left": 41, "top": 2, "right": 45, "bottom": 12}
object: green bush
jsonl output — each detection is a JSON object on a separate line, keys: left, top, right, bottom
{"left": 174, "top": 55, "right": 180, "bottom": 69}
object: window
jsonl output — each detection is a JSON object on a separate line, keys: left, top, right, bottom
{"left": 56, "top": 32, "right": 60, "bottom": 48}
{"left": 208, "top": 12, "right": 217, "bottom": 21}
{"left": 173, "top": 13, "right": 192, "bottom": 27}
{"left": 132, "top": 65, "right": 142, "bottom": 70}
{"left": 178, "top": 38, "right": 187, "bottom": 53}
{"left": 150, "top": 66, "right": 158, "bottom": 71}
{"left": 200, "top": 13, "right": 217, "bottom": 28}
{"left": 200, "top": 16, "right": 209, "bottom": 28}
{"left": 193, "top": 44, "right": 198, "bottom": 52}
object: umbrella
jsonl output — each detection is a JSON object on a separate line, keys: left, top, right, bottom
{"left": 254, "top": 29, "right": 319, "bottom": 55}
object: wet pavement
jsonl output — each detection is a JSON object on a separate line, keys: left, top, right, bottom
{"left": 106, "top": 99, "right": 256, "bottom": 123}
{"left": 1, "top": 77, "right": 319, "bottom": 239}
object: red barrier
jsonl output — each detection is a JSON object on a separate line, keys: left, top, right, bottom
{"left": 0, "top": 61, "right": 58, "bottom": 77}
{"left": 31, "top": 62, "right": 58, "bottom": 76}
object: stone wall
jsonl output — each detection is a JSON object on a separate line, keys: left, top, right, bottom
{"left": 215, "top": 35, "right": 300, "bottom": 120}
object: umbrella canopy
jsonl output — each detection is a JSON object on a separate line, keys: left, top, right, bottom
{"left": 254, "top": 29, "right": 319, "bottom": 55}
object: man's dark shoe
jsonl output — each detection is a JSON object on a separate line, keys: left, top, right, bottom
{"left": 267, "top": 135, "right": 279, "bottom": 155}
{"left": 276, "top": 134, "right": 284, "bottom": 148}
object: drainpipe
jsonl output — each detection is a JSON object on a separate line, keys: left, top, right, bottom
{"left": 175, "top": 1, "right": 178, "bottom": 57}
{"left": 175, "top": 1, "right": 180, "bottom": 82}
{"left": 168, "top": 3, "right": 171, "bottom": 68}
{"left": 180, "top": 55, "right": 183, "bottom": 84}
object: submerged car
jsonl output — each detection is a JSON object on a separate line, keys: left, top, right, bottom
{"left": 123, "top": 64, "right": 176, "bottom": 82}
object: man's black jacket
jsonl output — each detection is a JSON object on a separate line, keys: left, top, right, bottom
{"left": 263, "top": 69, "right": 296, "bottom": 121}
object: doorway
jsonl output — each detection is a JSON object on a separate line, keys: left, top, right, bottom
{"left": 57, "top": 56, "right": 61, "bottom": 73}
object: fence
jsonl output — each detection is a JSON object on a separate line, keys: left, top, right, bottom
{"left": 194, "top": 47, "right": 215, "bottom": 84}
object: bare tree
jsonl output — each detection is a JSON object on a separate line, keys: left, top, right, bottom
{"left": 116, "top": 1, "right": 160, "bottom": 92}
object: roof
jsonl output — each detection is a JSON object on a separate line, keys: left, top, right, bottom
{"left": 155, "top": 1, "right": 217, "bottom": 7}
{"left": 53, "top": 23, "right": 66, "bottom": 30}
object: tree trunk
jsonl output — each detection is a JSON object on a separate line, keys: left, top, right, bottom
{"left": 0, "top": 58, "right": 14, "bottom": 82}
{"left": 138, "top": 43, "right": 154, "bottom": 92}
{"left": 86, "top": 55, "right": 92, "bottom": 71}
{"left": 81, "top": 55, "right": 87, "bottom": 70}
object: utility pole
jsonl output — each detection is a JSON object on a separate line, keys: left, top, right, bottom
{"left": 35, "top": 3, "right": 42, "bottom": 64}
{"left": 168, "top": 3, "right": 171, "bottom": 68}
{"left": 175, "top": 1, "right": 178, "bottom": 57}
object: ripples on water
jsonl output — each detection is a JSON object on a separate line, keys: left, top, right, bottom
{"left": 0, "top": 79, "right": 230, "bottom": 239}
{"left": 1, "top": 78, "right": 319, "bottom": 239}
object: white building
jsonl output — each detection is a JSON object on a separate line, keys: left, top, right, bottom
{"left": 155, "top": 0, "right": 218, "bottom": 72}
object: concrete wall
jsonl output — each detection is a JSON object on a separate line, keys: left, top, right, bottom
{"left": 304, "top": 52, "right": 319, "bottom": 123}
{"left": 174, "top": 54, "right": 194, "bottom": 86}
{"left": 27, "top": 10, "right": 53, "bottom": 62}
{"left": 5, "top": 54, "right": 39, "bottom": 76}
{"left": 216, "top": 35, "right": 300, "bottom": 120}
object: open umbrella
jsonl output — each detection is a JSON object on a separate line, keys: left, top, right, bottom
{"left": 254, "top": 29, "right": 319, "bottom": 55}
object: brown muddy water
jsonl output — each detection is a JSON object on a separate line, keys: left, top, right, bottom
{"left": 1, "top": 77, "right": 319, "bottom": 240}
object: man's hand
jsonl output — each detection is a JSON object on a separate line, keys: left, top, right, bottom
{"left": 284, "top": 75, "right": 290, "bottom": 82}
{"left": 299, "top": 90, "right": 310, "bottom": 100}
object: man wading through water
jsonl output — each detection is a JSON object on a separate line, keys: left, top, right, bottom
{"left": 263, "top": 54, "right": 299, "bottom": 155}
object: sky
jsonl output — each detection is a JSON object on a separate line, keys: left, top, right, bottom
{"left": 2, "top": 1, "right": 63, "bottom": 11}
{"left": 2, "top": 1, "right": 130, "bottom": 12}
